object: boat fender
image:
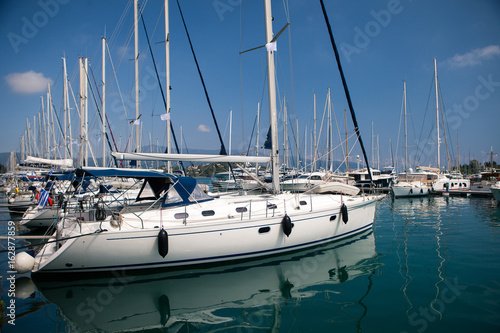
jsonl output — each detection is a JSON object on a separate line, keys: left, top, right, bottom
{"left": 410, "top": 189, "right": 413, "bottom": 194}
{"left": 158, "top": 228, "right": 169, "bottom": 258}
{"left": 281, "top": 214, "right": 292, "bottom": 237}
{"left": 14, "top": 252, "right": 35, "bottom": 274}
{"left": 340, "top": 203, "right": 348, "bottom": 224}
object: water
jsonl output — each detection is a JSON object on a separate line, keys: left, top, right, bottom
{"left": 1, "top": 194, "right": 500, "bottom": 332}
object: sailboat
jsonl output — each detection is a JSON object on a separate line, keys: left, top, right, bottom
{"left": 392, "top": 81, "right": 429, "bottom": 198}
{"left": 424, "top": 59, "right": 470, "bottom": 194}
{"left": 24, "top": 0, "right": 382, "bottom": 275}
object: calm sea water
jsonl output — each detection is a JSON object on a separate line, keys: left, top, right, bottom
{"left": 1, "top": 193, "right": 499, "bottom": 332}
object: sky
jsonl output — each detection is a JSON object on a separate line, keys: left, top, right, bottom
{"left": 0, "top": 0, "right": 499, "bottom": 171}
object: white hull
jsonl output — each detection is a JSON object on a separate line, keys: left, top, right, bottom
{"left": 432, "top": 178, "right": 470, "bottom": 193}
{"left": 392, "top": 182, "right": 429, "bottom": 198}
{"left": 33, "top": 192, "right": 380, "bottom": 274}
{"left": 491, "top": 183, "right": 500, "bottom": 202}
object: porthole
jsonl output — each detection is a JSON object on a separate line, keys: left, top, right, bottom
{"left": 174, "top": 212, "right": 189, "bottom": 219}
{"left": 236, "top": 207, "right": 248, "bottom": 213}
{"left": 299, "top": 200, "right": 307, "bottom": 206}
{"left": 267, "top": 204, "right": 277, "bottom": 209}
{"left": 259, "top": 226, "right": 271, "bottom": 234}
{"left": 202, "top": 210, "right": 215, "bottom": 216}
{"left": 330, "top": 215, "right": 337, "bottom": 221}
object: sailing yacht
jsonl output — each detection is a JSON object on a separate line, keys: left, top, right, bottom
{"left": 392, "top": 81, "right": 429, "bottom": 198}
{"left": 25, "top": 0, "right": 382, "bottom": 275}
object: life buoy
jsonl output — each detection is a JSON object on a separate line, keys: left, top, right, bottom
{"left": 281, "top": 214, "right": 292, "bottom": 237}
{"left": 158, "top": 228, "right": 169, "bottom": 257}
{"left": 340, "top": 203, "right": 348, "bottom": 224}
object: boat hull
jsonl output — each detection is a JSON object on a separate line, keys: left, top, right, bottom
{"left": 392, "top": 183, "right": 429, "bottom": 198}
{"left": 32, "top": 194, "right": 380, "bottom": 274}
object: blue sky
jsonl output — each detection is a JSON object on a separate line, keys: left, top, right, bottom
{"left": 1, "top": 0, "right": 499, "bottom": 170}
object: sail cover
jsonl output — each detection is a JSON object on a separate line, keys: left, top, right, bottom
{"left": 111, "top": 152, "right": 270, "bottom": 163}
{"left": 24, "top": 156, "right": 73, "bottom": 168}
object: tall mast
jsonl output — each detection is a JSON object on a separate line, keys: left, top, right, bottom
{"left": 256, "top": 103, "right": 260, "bottom": 157}
{"left": 403, "top": 81, "right": 408, "bottom": 173}
{"left": 326, "top": 88, "right": 332, "bottom": 171}
{"left": 313, "top": 92, "right": 317, "bottom": 171}
{"left": 134, "top": 0, "right": 140, "bottom": 166}
{"left": 62, "top": 57, "right": 68, "bottom": 160}
{"left": 296, "top": 118, "right": 299, "bottom": 170}
{"left": 283, "top": 97, "right": 287, "bottom": 168}
{"left": 434, "top": 58, "right": 441, "bottom": 171}
{"left": 229, "top": 109, "right": 232, "bottom": 155}
{"left": 264, "top": 0, "right": 279, "bottom": 193}
{"left": 26, "top": 119, "right": 31, "bottom": 156}
{"left": 345, "top": 109, "right": 348, "bottom": 170}
{"left": 63, "top": 56, "right": 73, "bottom": 161}
{"left": 102, "top": 36, "right": 107, "bottom": 167}
{"left": 49, "top": 84, "right": 57, "bottom": 159}
{"left": 371, "top": 122, "right": 374, "bottom": 168}
{"left": 165, "top": 0, "right": 172, "bottom": 173}
{"left": 36, "top": 114, "right": 41, "bottom": 157}
{"left": 79, "top": 57, "right": 88, "bottom": 167}
{"left": 41, "top": 96, "right": 46, "bottom": 158}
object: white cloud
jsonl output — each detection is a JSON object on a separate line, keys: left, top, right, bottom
{"left": 197, "top": 124, "right": 210, "bottom": 132}
{"left": 444, "top": 45, "right": 500, "bottom": 69}
{"left": 5, "top": 71, "right": 52, "bottom": 94}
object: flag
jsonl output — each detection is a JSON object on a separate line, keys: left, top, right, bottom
{"left": 265, "top": 41, "right": 277, "bottom": 52}
{"left": 160, "top": 113, "right": 170, "bottom": 121}
{"left": 38, "top": 189, "right": 49, "bottom": 207}
{"left": 263, "top": 126, "right": 272, "bottom": 149}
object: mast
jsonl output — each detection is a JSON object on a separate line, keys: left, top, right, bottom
{"left": 283, "top": 96, "right": 287, "bottom": 168}
{"left": 326, "top": 89, "right": 331, "bottom": 171}
{"left": 63, "top": 57, "right": 73, "bottom": 161}
{"left": 434, "top": 58, "right": 441, "bottom": 171}
{"left": 134, "top": 0, "right": 140, "bottom": 166}
{"left": 62, "top": 57, "right": 68, "bottom": 160}
{"left": 345, "top": 109, "right": 348, "bottom": 170}
{"left": 313, "top": 92, "right": 317, "bottom": 171}
{"left": 403, "top": 81, "right": 407, "bottom": 173}
{"left": 371, "top": 122, "right": 374, "bottom": 168}
{"left": 26, "top": 119, "right": 31, "bottom": 156}
{"left": 165, "top": 0, "right": 172, "bottom": 173}
{"left": 41, "top": 96, "right": 46, "bottom": 158}
{"left": 229, "top": 109, "right": 232, "bottom": 155}
{"left": 49, "top": 84, "right": 57, "bottom": 159}
{"left": 79, "top": 57, "right": 88, "bottom": 167}
{"left": 256, "top": 103, "right": 260, "bottom": 157}
{"left": 296, "top": 118, "right": 299, "bottom": 170}
{"left": 102, "top": 36, "right": 107, "bottom": 167}
{"left": 264, "top": 0, "right": 280, "bottom": 193}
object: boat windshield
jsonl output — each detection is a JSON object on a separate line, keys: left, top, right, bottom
{"left": 162, "top": 177, "right": 213, "bottom": 207}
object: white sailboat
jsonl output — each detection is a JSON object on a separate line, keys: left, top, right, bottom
{"left": 392, "top": 81, "right": 429, "bottom": 198}
{"left": 491, "top": 181, "right": 500, "bottom": 203}
{"left": 427, "top": 59, "right": 470, "bottom": 194}
{"left": 25, "top": 0, "right": 382, "bottom": 275}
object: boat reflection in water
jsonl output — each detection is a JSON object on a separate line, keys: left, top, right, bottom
{"left": 33, "top": 230, "right": 379, "bottom": 331}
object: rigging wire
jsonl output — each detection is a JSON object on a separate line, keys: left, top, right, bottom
{"left": 138, "top": 3, "right": 186, "bottom": 174}
{"left": 319, "top": 0, "right": 373, "bottom": 181}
